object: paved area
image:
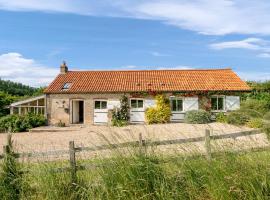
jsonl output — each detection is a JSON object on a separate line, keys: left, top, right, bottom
{"left": 0, "top": 123, "right": 268, "bottom": 158}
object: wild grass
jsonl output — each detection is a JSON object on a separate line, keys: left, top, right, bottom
{"left": 1, "top": 128, "right": 270, "bottom": 200}
{"left": 1, "top": 147, "right": 269, "bottom": 200}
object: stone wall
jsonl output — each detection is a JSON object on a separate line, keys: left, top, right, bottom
{"left": 46, "top": 93, "right": 126, "bottom": 125}
{"left": 46, "top": 93, "right": 214, "bottom": 126}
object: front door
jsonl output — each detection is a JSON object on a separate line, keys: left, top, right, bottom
{"left": 130, "top": 99, "right": 144, "bottom": 123}
{"left": 94, "top": 100, "right": 108, "bottom": 124}
{"left": 72, "top": 100, "right": 84, "bottom": 124}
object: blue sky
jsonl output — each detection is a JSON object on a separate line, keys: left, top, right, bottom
{"left": 0, "top": 0, "right": 269, "bottom": 86}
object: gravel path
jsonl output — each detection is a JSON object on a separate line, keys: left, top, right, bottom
{"left": 0, "top": 123, "right": 268, "bottom": 156}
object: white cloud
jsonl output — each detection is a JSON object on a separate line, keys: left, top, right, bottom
{"left": 0, "top": 52, "right": 58, "bottom": 87}
{"left": 210, "top": 38, "right": 270, "bottom": 58}
{"left": 157, "top": 65, "right": 194, "bottom": 70}
{"left": 209, "top": 38, "right": 269, "bottom": 50}
{"left": 257, "top": 53, "right": 270, "bottom": 58}
{"left": 150, "top": 51, "right": 171, "bottom": 57}
{"left": 1, "top": 1, "right": 270, "bottom": 35}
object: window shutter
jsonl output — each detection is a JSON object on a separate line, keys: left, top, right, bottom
{"left": 225, "top": 96, "right": 240, "bottom": 111}
{"left": 144, "top": 99, "right": 156, "bottom": 109}
{"left": 107, "top": 100, "right": 121, "bottom": 109}
{"left": 184, "top": 97, "right": 199, "bottom": 111}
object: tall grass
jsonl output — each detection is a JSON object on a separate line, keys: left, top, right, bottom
{"left": 8, "top": 149, "right": 269, "bottom": 200}
{"left": 0, "top": 134, "right": 25, "bottom": 200}
{"left": 1, "top": 133, "right": 270, "bottom": 200}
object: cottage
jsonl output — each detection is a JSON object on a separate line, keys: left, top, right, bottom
{"left": 41, "top": 62, "right": 250, "bottom": 125}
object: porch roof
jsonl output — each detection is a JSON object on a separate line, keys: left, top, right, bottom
{"left": 10, "top": 95, "right": 45, "bottom": 107}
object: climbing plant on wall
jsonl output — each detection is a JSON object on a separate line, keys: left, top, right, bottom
{"left": 111, "top": 94, "right": 130, "bottom": 126}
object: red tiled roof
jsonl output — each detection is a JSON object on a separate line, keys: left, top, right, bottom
{"left": 44, "top": 68, "right": 250, "bottom": 94}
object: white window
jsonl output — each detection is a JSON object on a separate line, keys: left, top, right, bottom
{"left": 171, "top": 98, "right": 183, "bottom": 112}
{"left": 211, "top": 96, "right": 225, "bottom": 111}
{"left": 131, "top": 99, "right": 143, "bottom": 109}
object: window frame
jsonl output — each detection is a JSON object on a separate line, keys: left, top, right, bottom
{"left": 211, "top": 95, "right": 225, "bottom": 112}
{"left": 94, "top": 100, "right": 107, "bottom": 110}
{"left": 130, "top": 99, "right": 144, "bottom": 109}
{"left": 170, "top": 97, "right": 184, "bottom": 112}
{"left": 62, "top": 82, "right": 72, "bottom": 90}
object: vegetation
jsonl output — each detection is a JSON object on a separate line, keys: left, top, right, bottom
{"left": 56, "top": 120, "right": 66, "bottom": 127}
{"left": 215, "top": 112, "right": 227, "bottom": 123}
{"left": 184, "top": 110, "right": 211, "bottom": 124}
{"left": 226, "top": 111, "right": 250, "bottom": 126}
{"left": 0, "top": 135, "right": 24, "bottom": 200}
{"left": 111, "top": 95, "right": 130, "bottom": 127}
{"left": 0, "top": 79, "right": 44, "bottom": 117}
{"left": 0, "top": 113, "right": 46, "bottom": 133}
{"left": 145, "top": 95, "right": 171, "bottom": 124}
{"left": 0, "top": 79, "right": 39, "bottom": 96}
{"left": 0, "top": 92, "right": 19, "bottom": 117}
{"left": 1, "top": 146, "right": 270, "bottom": 199}
{"left": 246, "top": 118, "right": 264, "bottom": 129}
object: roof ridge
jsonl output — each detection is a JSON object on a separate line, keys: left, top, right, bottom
{"left": 67, "top": 68, "right": 232, "bottom": 73}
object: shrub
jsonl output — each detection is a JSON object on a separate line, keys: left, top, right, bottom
{"left": 215, "top": 112, "right": 227, "bottom": 123}
{"left": 145, "top": 95, "right": 171, "bottom": 124}
{"left": 226, "top": 112, "right": 250, "bottom": 126}
{"left": 111, "top": 95, "right": 129, "bottom": 127}
{"left": 246, "top": 118, "right": 264, "bottom": 129}
{"left": 184, "top": 110, "right": 211, "bottom": 124}
{"left": 241, "top": 99, "right": 269, "bottom": 115}
{"left": 0, "top": 113, "right": 46, "bottom": 133}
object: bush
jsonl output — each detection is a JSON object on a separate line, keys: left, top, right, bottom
{"left": 241, "top": 99, "right": 269, "bottom": 115}
{"left": 226, "top": 112, "right": 250, "bottom": 126}
{"left": 184, "top": 110, "right": 211, "bottom": 124}
{"left": 111, "top": 95, "right": 129, "bottom": 127}
{"left": 215, "top": 112, "right": 227, "bottom": 123}
{"left": 145, "top": 95, "right": 171, "bottom": 124}
{"left": 111, "top": 118, "right": 128, "bottom": 127}
{"left": 246, "top": 118, "right": 264, "bottom": 129}
{"left": 0, "top": 113, "right": 46, "bottom": 133}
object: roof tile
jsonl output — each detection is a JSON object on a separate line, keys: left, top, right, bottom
{"left": 44, "top": 69, "right": 250, "bottom": 94}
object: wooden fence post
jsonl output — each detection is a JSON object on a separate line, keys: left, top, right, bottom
{"left": 138, "top": 133, "right": 146, "bottom": 155}
{"left": 205, "top": 129, "right": 211, "bottom": 161}
{"left": 3, "top": 145, "right": 8, "bottom": 155}
{"left": 69, "top": 141, "right": 77, "bottom": 183}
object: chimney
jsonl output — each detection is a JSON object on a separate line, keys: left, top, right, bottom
{"left": 60, "top": 61, "right": 68, "bottom": 74}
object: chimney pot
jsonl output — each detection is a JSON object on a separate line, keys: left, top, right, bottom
{"left": 60, "top": 61, "right": 68, "bottom": 74}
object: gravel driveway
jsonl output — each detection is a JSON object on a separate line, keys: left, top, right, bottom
{"left": 0, "top": 123, "right": 269, "bottom": 160}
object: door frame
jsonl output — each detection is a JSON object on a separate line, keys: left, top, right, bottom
{"left": 130, "top": 98, "right": 145, "bottom": 123}
{"left": 70, "top": 99, "right": 85, "bottom": 124}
